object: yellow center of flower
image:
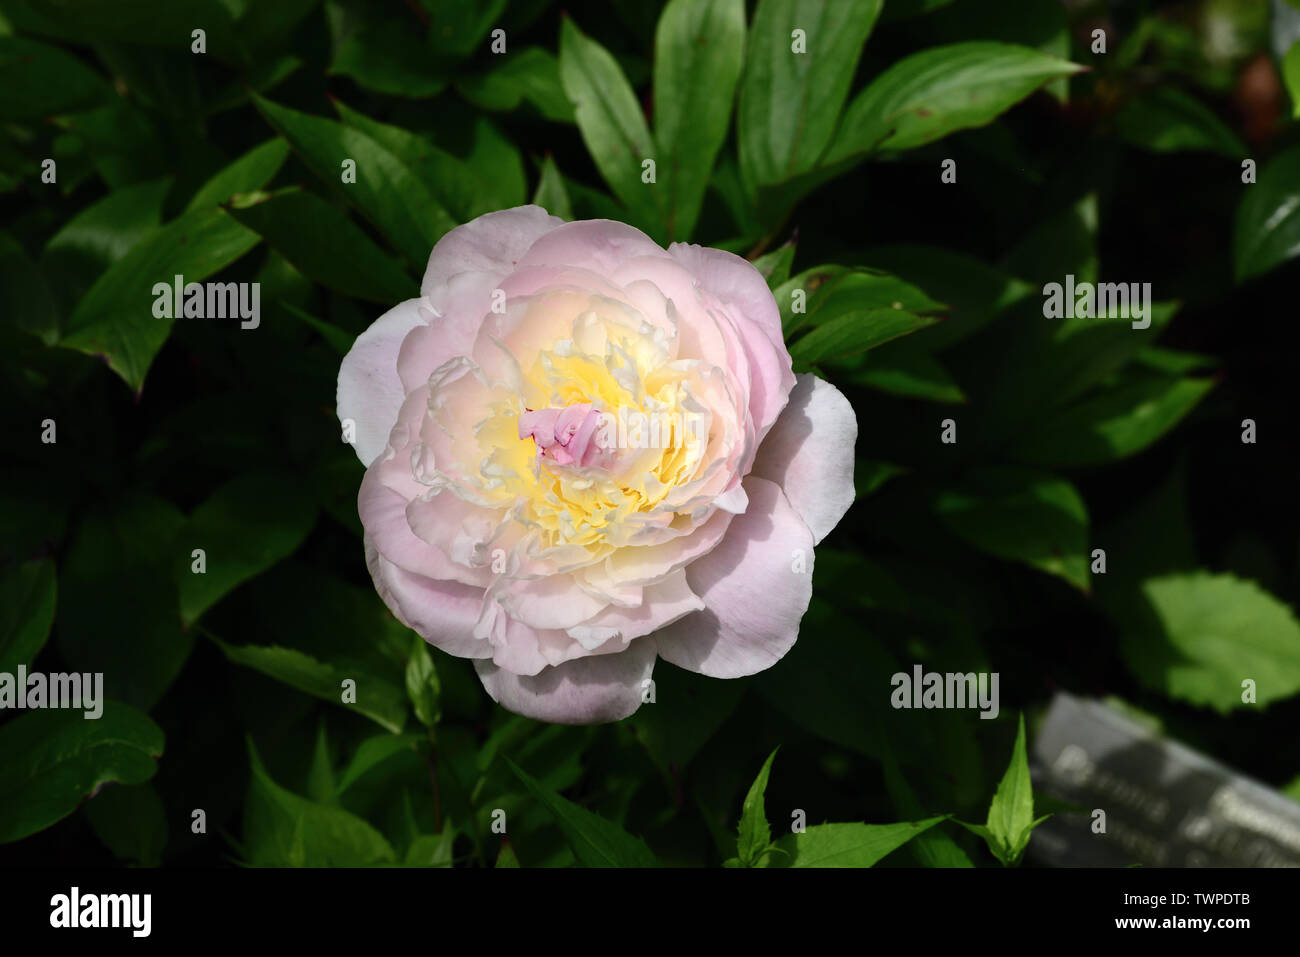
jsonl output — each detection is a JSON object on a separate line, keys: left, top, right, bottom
{"left": 467, "top": 303, "right": 709, "bottom": 551}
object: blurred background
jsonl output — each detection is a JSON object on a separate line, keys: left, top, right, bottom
{"left": 1, "top": 0, "right": 1299, "bottom": 867}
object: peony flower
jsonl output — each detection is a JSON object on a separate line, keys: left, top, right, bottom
{"left": 337, "top": 206, "right": 857, "bottom": 724}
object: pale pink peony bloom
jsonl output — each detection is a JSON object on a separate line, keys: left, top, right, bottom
{"left": 337, "top": 206, "right": 857, "bottom": 724}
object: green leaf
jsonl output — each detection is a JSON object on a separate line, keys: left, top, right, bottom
{"left": 405, "top": 635, "right": 441, "bottom": 728}
{"left": 984, "top": 713, "right": 1039, "bottom": 865}
{"left": 882, "top": 756, "right": 972, "bottom": 867}
{"left": 506, "top": 757, "right": 658, "bottom": 867}
{"left": 1114, "top": 87, "right": 1247, "bottom": 158}
{"left": 306, "top": 721, "right": 335, "bottom": 804}
{"left": 1010, "top": 374, "right": 1214, "bottom": 468}
{"left": 917, "top": 0, "right": 1071, "bottom": 102}
{"left": 185, "top": 138, "right": 291, "bottom": 212}
{"left": 42, "top": 178, "right": 171, "bottom": 314}
{"left": 494, "top": 839, "right": 521, "bottom": 867}
{"left": 50, "top": 98, "right": 167, "bottom": 190}
{"left": 956, "top": 296, "right": 1179, "bottom": 447}
{"left": 830, "top": 42, "right": 1082, "bottom": 160}
{"left": 710, "top": 154, "right": 764, "bottom": 236}
{"left": 326, "top": 0, "right": 447, "bottom": 97}
{"left": 0, "top": 559, "right": 56, "bottom": 673}
{"left": 58, "top": 497, "right": 190, "bottom": 710}
{"left": 252, "top": 94, "right": 456, "bottom": 264}
{"left": 1005, "top": 192, "right": 1094, "bottom": 284}
{"left": 1283, "top": 775, "right": 1300, "bottom": 804}
{"left": 1133, "top": 347, "right": 1218, "bottom": 377}
{"left": 1003, "top": 192, "right": 1098, "bottom": 284}
{"left": 1285, "top": 41, "right": 1300, "bottom": 118}
{"left": 736, "top": 748, "right": 778, "bottom": 866}
{"left": 567, "top": 176, "right": 628, "bottom": 222}
{"left": 207, "top": 55, "right": 303, "bottom": 114}
{"left": 841, "top": 350, "right": 967, "bottom": 403}
{"left": 738, "top": 0, "right": 884, "bottom": 186}
{"left": 281, "top": 302, "right": 355, "bottom": 355}
{"left": 213, "top": 640, "right": 408, "bottom": 734}
{"left": 789, "top": 307, "right": 939, "bottom": 367}
{"left": 860, "top": 244, "right": 1036, "bottom": 349}
{"left": 236, "top": 0, "right": 320, "bottom": 49}
{"left": 331, "top": 99, "right": 488, "bottom": 221}
{"left": 559, "top": 17, "right": 663, "bottom": 238}
{"left": 778, "top": 264, "right": 945, "bottom": 336}
{"left": 176, "top": 472, "right": 318, "bottom": 627}
{"left": 751, "top": 243, "right": 795, "bottom": 289}
{"left": 953, "top": 820, "right": 1003, "bottom": 862}
{"left": 754, "top": 598, "right": 986, "bottom": 808}
{"left": 653, "top": 0, "right": 745, "bottom": 241}
{"left": 0, "top": 232, "right": 59, "bottom": 343}
{"left": 457, "top": 46, "right": 575, "bottom": 123}
{"left": 0, "top": 35, "right": 109, "bottom": 120}
{"left": 934, "top": 467, "right": 1090, "bottom": 592}
{"left": 19, "top": 0, "right": 247, "bottom": 67}
{"left": 243, "top": 739, "right": 396, "bottom": 866}
{"left": 90, "top": 42, "right": 197, "bottom": 120}
{"left": 626, "top": 664, "right": 745, "bottom": 777}
{"left": 226, "top": 188, "right": 415, "bottom": 303}
{"left": 427, "top": 0, "right": 508, "bottom": 59}
{"left": 231, "top": 562, "right": 410, "bottom": 679}
{"left": 462, "top": 117, "right": 528, "bottom": 210}
{"left": 881, "top": 0, "right": 959, "bottom": 20}
{"left": 0, "top": 702, "right": 164, "bottom": 844}
{"left": 334, "top": 734, "right": 427, "bottom": 797}
{"left": 1120, "top": 573, "right": 1300, "bottom": 713}
{"left": 1235, "top": 145, "right": 1300, "bottom": 282}
{"left": 1093, "top": 460, "right": 1197, "bottom": 591}
{"left": 855, "top": 460, "right": 906, "bottom": 498}
{"left": 752, "top": 599, "right": 904, "bottom": 760}
{"left": 406, "top": 830, "right": 457, "bottom": 867}
{"left": 85, "top": 782, "right": 167, "bottom": 866}
{"left": 533, "top": 155, "right": 575, "bottom": 221}
{"left": 58, "top": 206, "right": 260, "bottom": 393}
{"left": 769, "top": 817, "right": 945, "bottom": 867}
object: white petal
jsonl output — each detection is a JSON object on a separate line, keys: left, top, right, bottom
{"left": 337, "top": 298, "right": 427, "bottom": 467}
{"left": 750, "top": 374, "right": 857, "bottom": 544}
{"left": 654, "top": 477, "right": 814, "bottom": 678}
{"left": 421, "top": 205, "right": 563, "bottom": 300}
{"left": 474, "top": 639, "right": 656, "bottom": 724}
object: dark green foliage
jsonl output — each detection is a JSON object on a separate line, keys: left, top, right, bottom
{"left": 1, "top": 0, "right": 1297, "bottom": 868}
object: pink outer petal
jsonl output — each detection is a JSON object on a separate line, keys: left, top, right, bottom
{"left": 668, "top": 242, "right": 796, "bottom": 438}
{"left": 420, "top": 205, "right": 563, "bottom": 300}
{"left": 668, "top": 243, "right": 785, "bottom": 346}
{"left": 365, "top": 536, "right": 490, "bottom": 660}
{"left": 359, "top": 470, "right": 491, "bottom": 588}
{"left": 474, "top": 638, "right": 656, "bottom": 724}
{"left": 337, "top": 298, "right": 427, "bottom": 467}
{"left": 516, "top": 218, "right": 670, "bottom": 273}
{"left": 750, "top": 374, "right": 858, "bottom": 545}
{"left": 398, "top": 272, "right": 496, "bottom": 392}
{"left": 653, "top": 476, "right": 814, "bottom": 678}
